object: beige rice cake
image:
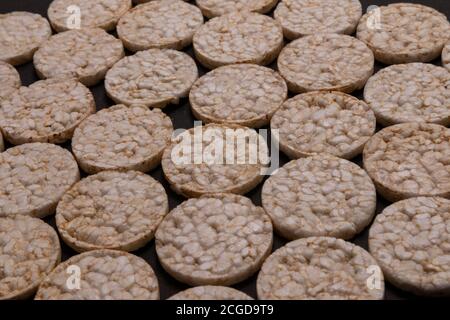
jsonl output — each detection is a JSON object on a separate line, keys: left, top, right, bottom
{"left": 0, "top": 78, "right": 95, "bottom": 145}
{"left": 0, "top": 143, "right": 80, "bottom": 218}
{"left": 357, "top": 3, "right": 450, "bottom": 65}
{"left": 271, "top": 91, "right": 376, "bottom": 160}
{"left": 72, "top": 104, "right": 173, "bottom": 174}
{"left": 48, "top": 0, "right": 132, "bottom": 32}
{"left": 0, "top": 215, "right": 61, "bottom": 300}
{"left": 0, "top": 62, "right": 20, "bottom": 101}
{"left": 169, "top": 286, "right": 253, "bottom": 300}
{"left": 193, "top": 12, "right": 283, "bottom": 69}
{"left": 117, "top": 0, "right": 203, "bottom": 51}
{"left": 56, "top": 170, "right": 169, "bottom": 253}
{"left": 35, "top": 249, "right": 159, "bottom": 300}
{"left": 443, "top": 42, "right": 450, "bottom": 71}
{"left": 189, "top": 64, "right": 288, "bottom": 128}
{"left": 369, "top": 197, "right": 450, "bottom": 296}
{"left": 156, "top": 193, "right": 273, "bottom": 286}
{"left": 196, "top": 0, "right": 279, "bottom": 18}
{"left": 262, "top": 155, "right": 376, "bottom": 240}
{"left": 274, "top": 0, "right": 363, "bottom": 40}
{"left": 105, "top": 49, "right": 198, "bottom": 108}
{"left": 0, "top": 12, "right": 52, "bottom": 66}
{"left": 364, "top": 63, "right": 450, "bottom": 126}
{"left": 278, "top": 33, "right": 374, "bottom": 93}
{"left": 162, "top": 123, "right": 269, "bottom": 198}
{"left": 363, "top": 123, "right": 450, "bottom": 202}
{"left": 33, "top": 28, "right": 124, "bottom": 86}
{"left": 257, "top": 237, "right": 384, "bottom": 300}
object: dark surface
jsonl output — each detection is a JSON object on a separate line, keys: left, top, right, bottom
{"left": 1, "top": 0, "right": 448, "bottom": 300}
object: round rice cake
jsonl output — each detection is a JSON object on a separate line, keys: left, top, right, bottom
{"left": 72, "top": 104, "right": 173, "bottom": 174}
{"left": 278, "top": 33, "right": 374, "bottom": 93}
{"left": 369, "top": 197, "right": 450, "bottom": 296}
{"left": 33, "top": 28, "right": 124, "bottom": 86}
{"left": 274, "top": 0, "right": 362, "bottom": 40}
{"left": 48, "top": 0, "right": 132, "bottom": 32}
{"left": 363, "top": 123, "right": 450, "bottom": 202}
{"left": 0, "top": 215, "right": 61, "bottom": 300}
{"left": 0, "top": 78, "right": 95, "bottom": 145}
{"left": 193, "top": 12, "right": 283, "bottom": 69}
{"left": 0, "top": 143, "right": 80, "bottom": 218}
{"left": 156, "top": 193, "right": 273, "bottom": 286}
{"left": 189, "top": 64, "right": 287, "bottom": 128}
{"left": 162, "top": 123, "right": 269, "bottom": 198}
{"left": 262, "top": 155, "right": 376, "bottom": 240}
{"left": 257, "top": 237, "right": 384, "bottom": 300}
{"left": 169, "top": 286, "right": 253, "bottom": 300}
{"left": 443, "top": 42, "right": 450, "bottom": 71}
{"left": 364, "top": 63, "right": 450, "bottom": 127}
{"left": 196, "top": 0, "right": 279, "bottom": 18}
{"left": 271, "top": 91, "right": 376, "bottom": 160}
{"left": 0, "top": 12, "right": 52, "bottom": 66}
{"left": 56, "top": 170, "right": 169, "bottom": 253}
{"left": 35, "top": 249, "right": 159, "bottom": 300}
{"left": 105, "top": 49, "right": 198, "bottom": 108}
{"left": 117, "top": 0, "right": 203, "bottom": 51}
{"left": 0, "top": 62, "right": 20, "bottom": 101}
{"left": 357, "top": 3, "right": 450, "bottom": 65}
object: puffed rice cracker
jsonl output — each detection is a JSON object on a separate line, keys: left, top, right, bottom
{"left": 262, "top": 155, "right": 377, "bottom": 240}
{"left": 156, "top": 193, "right": 273, "bottom": 286}
{"left": 56, "top": 170, "right": 169, "bottom": 253}
{"left": 0, "top": 143, "right": 80, "bottom": 218}
{"left": 0, "top": 215, "right": 61, "bottom": 300}
{"left": 257, "top": 237, "right": 384, "bottom": 300}
{"left": 35, "top": 250, "right": 159, "bottom": 300}
{"left": 34, "top": 28, "right": 124, "bottom": 86}
{"left": 48, "top": 0, "right": 132, "bottom": 32}
{"left": 193, "top": 12, "right": 283, "bottom": 69}
{"left": 363, "top": 123, "right": 450, "bottom": 202}
{"left": 162, "top": 123, "right": 269, "bottom": 198}
{"left": 0, "top": 61, "right": 20, "bottom": 101}
{"left": 364, "top": 63, "right": 450, "bottom": 126}
{"left": 369, "top": 197, "right": 450, "bottom": 296}
{"left": 271, "top": 91, "right": 376, "bottom": 160}
{"left": 274, "top": 0, "right": 362, "bottom": 40}
{"left": 105, "top": 49, "right": 198, "bottom": 108}
{"left": 196, "top": 0, "right": 279, "bottom": 18}
{"left": 189, "top": 64, "right": 287, "bottom": 128}
{"left": 357, "top": 3, "right": 450, "bottom": 64}
{"left": 117, "top": 0, "right": 203, "bottom": 51}
{"left": 72, "top": 104, "right": 173, "bottom": 174}
{"left": 0, "top": 78, "right": 95, "bottom": 145}
{"left": 0, "top": 12, "right": 51, "bottom": 66}
{"left": 277, "top": 33, "right": 374, "bottom": 93}
{"left": 169, "top": 286, "right": 253, "bottom": 300}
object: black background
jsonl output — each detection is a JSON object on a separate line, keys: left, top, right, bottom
{"left": 0, "top": 0, "right": 448, "bottom": 300}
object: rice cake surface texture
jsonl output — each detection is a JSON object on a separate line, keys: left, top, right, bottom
{"left": 0, "top": 62, "right": 20, "bottom": 101}
{"left": 196, "top": 0, "right": 278, "bottom": 18}
{"left": 169, "top": 286, "right": 253, "bottom": 300}
{"left": 443, "top": 42, "right": 450, "bottom": 71}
